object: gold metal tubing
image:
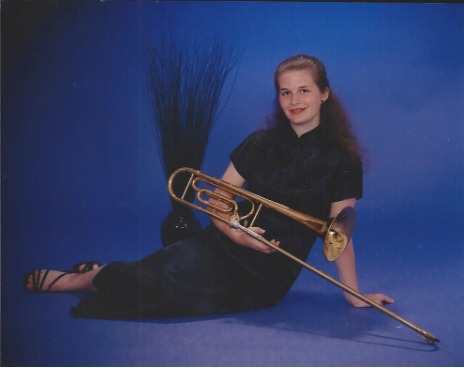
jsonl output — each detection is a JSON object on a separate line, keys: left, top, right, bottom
{"left": 250, "top": 203, "right": 263, "bottom": 228}
{"left": 167, "top": 167, "right": 439, "bottom": 345}
{"left": 196, "top": 188, "right": 237, "bottom": 215}
{"left": 193, "top": 175, "right": 256, "bottom": 222}
{"left": 181, "top": 173, "right": 195, "bottom": 200}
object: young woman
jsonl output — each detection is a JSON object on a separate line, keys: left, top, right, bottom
{"left": 23, "top": 54, "right": 393, "bottom": 319}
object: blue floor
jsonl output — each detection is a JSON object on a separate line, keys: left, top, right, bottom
{"left": 2, "top": 216, "right": 463, "bottom": 366}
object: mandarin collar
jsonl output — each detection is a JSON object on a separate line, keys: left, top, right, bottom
{"left": 279, "top": 123, "right": 323, "bottom": 146}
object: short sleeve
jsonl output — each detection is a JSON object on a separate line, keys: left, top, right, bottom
{"left": 331, "top": 153, "right": 363, "bottom": 202}
{"left": 229, "top": 131, "right": 264, "bottom": 181}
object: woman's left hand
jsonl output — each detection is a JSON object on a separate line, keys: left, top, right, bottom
{"left": 347, "top": 293, "right": 394, "bottom": 308}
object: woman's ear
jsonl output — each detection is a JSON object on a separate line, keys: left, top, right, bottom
{"left": 322, "top": 87, "right": 330, "bottom": 101}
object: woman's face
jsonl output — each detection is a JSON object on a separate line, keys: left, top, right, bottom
{"left": 278, "top": 69, "right": 329, "bottom": 135}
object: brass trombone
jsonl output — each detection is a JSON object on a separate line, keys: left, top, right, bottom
{"left": 168, "top": 167, "right": 439, "bottom": 345}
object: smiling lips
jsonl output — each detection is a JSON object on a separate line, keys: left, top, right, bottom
{"left": 290, "top": 107, "right": 307, "bottom": 114}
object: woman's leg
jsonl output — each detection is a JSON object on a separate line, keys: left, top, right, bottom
{"left": 25, "top": 266, "right": 105, "bottom": 293}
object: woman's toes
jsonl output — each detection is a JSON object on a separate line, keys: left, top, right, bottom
{"left": 29, "top": 270, "right": 40, "bottom": 290}
{"left": 30, "top": 272, "right": 38, "bottom": 289}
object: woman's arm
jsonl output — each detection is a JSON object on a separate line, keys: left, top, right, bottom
{"left": 331, "top": 198, "right": 394, "bottom": 307}
{"left": 209, "top": 162, "right": 280, "bottom": 254}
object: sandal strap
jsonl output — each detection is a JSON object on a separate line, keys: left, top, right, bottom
{"left": 46, "top": 272, "right": 73, "bottom": 292}
{"left": 37, "top": 270, "right": 50, "bottom": 292}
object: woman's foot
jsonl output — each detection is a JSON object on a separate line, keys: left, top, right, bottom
{"left": 23, "top": 268, "right": 100, "bottom": 293}
{"left": 23, "top": 270, "right": 76, "bottom": 293}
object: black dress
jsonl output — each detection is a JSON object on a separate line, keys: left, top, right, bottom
{"left": 71, "top": 124, "right": 362, "bottom": 319}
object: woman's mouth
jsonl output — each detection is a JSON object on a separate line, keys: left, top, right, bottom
{"left": 290, "top": 108, "right": 306, "bottom": 114}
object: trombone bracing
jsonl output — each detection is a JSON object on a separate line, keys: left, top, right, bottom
{"left": 167, "top": 167, "right": 439, "bottom": 345}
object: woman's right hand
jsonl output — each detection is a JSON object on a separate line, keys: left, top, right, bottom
{"left": 231, "top": 227, "right": 280, "bottom": 254}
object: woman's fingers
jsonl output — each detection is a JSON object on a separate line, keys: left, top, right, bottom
{"left": 238, "top": 227, "right": 281, "bottom": 254}
{"left": 251, "top": 236, "right": 281, "bottom": 254}
{"left": 376, "top": 294, "right": 394, "bottom": 304}
{"left": 368, "top": 294, "right": 394, "bottom": 305}
{"left": 256, "top": 238, "right": 281, "bottom": 254}
{"left": 352, "top": 293, "right": 395, "bottom": 308}
{"left": 249, "top": 227, "right": 265, "bottom": 234}
{"left": 250, "top": 239, "right": 273, "bottom": 253}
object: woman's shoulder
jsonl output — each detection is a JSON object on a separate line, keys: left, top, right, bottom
{"left": 325, "top": 146, "right": 363, "bottom": 171}
{"left": 327, "top": 146, "right": 359, "bottom": 158}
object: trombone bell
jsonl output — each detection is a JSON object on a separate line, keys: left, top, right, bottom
{"left": 324, "top": 207, "right": 356, "bottom": 262}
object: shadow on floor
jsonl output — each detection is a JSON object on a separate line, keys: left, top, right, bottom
{"left": 105, "top": 289, "right": 439, "bottom": 353}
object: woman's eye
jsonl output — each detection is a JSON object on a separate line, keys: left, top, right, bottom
{"left": 301, "top": 89, "right": 309, "bottom": 93}
{"left": 281, "top": 91, "right": 290, "bottom": 96}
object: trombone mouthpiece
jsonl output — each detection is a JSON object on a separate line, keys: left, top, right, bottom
{"left": 229, "top": 215, "right": 241, "bottom": 229}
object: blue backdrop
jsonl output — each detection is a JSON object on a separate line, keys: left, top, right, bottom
{"left": 2, "top": 2, "right": 463, "bottom": 366}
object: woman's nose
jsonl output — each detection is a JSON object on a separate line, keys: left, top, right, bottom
{"left": 291, "top": 96, "right": 300, "bottom": 105}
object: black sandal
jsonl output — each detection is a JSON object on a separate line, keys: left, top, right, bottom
{"left": 22, "top": 270, "right": 73, "bottom": 293}
{"left": 72, "top": 261, "right": 102, "bottom": 273}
